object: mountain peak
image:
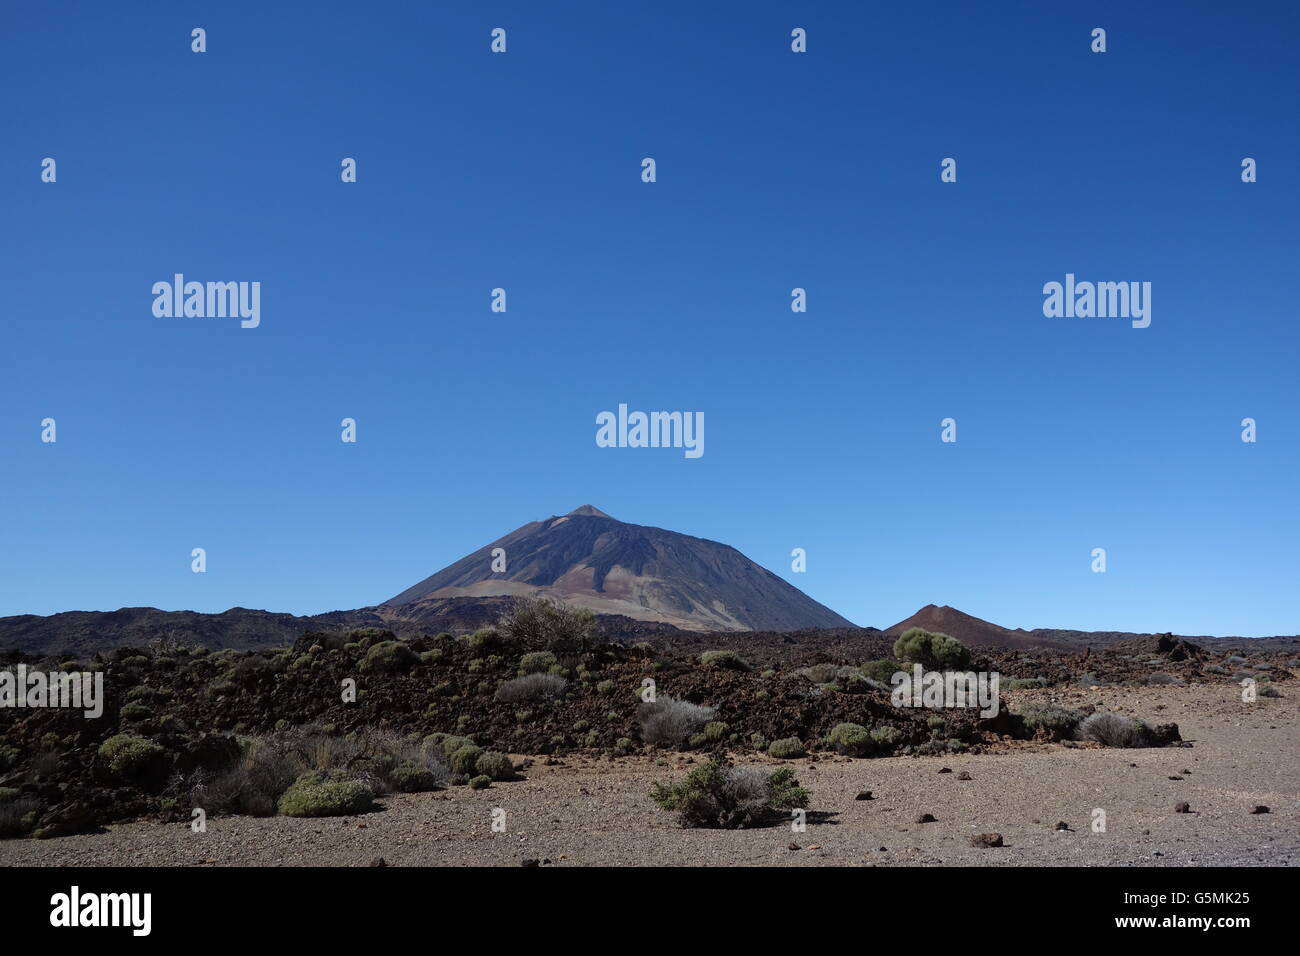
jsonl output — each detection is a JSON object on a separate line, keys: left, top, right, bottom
{"left": 384, "top": 506, "right": 853, "bottom": 632}
{"left": 567, "top": 504, "right": 612, "bottom": 518}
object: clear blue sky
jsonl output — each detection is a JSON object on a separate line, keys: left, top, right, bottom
{"left": 3, "top": 1, "right": 1297, "bottom": 636}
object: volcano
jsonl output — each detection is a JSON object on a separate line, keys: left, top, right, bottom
{"left": 384, "top": 505, "right": 855, "bottom": 632}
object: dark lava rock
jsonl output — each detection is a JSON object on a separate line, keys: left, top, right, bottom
{"left": 969, "top": 832, "right": 1003, "bottom": 848}
{"left": 915, "top": 813, "right": 937, "bottom": 823}
{"left": 957, "top": 771, "right": 972, "bottom": 780}
{"left": 854, "top": 791, "right": 873, "bottom": 801}
{"left": 1054, "top": 821, "right": 1071, "bottom": 831}
{"left": 1174, "top": 802, "right": 1191, "bottom": 813}
{"left": 1251, "top": 805, "right": 1270, "bottom": 814}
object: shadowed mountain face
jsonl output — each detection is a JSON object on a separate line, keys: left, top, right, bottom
{"left": 385, "top": 506, "right": 856, "bottom": 632}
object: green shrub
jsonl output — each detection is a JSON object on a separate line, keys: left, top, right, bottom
{"left": 768, "top": 737, "right": 806, "bottom": 759}
{"left": 871, "top": 726, "right": 903, "bottom": 749}
{"left": 1014, "top": 702, "right": 1083, "bottom": 740}
{"left": 699, "top": 650, "right": 749, "bottom": 671}
{"left": 388, "top": 760, "right": 447, "bottom": 793}
{"left": 596, "top": 679, "right": 617, "bottom": 696}
{"left": 97, "top": 734, "right": 167, "bottom": 781}
{"left": 861, "top": 659, "right": 903, "bottom": 683}
{"left": 277, "top": 771, "right": 374, "bottom": 817}
{"left": 0, "top": 787, "right": 20, "bottom": 803}
{"left": 893, "top": 628, "right": 971, "bottom": 670}
{"left": 468, "top": 775, "right": 491, "bottom": 790}
{"left": 703, "top": 721, "right": 729, "bottom": 742}
{"left": 119, "top": 703, "right": 151, "bottom": 722}
{"left": 518, "top": 651, "right": 558, "bottom": 675}
{"left": 438, "top": 735, "right": 473, "bottom": 756}
{"left": 650, "top": 760, "right": 808, "bottom": 828}
{"left": 360, "top": 640, "right": 418, "bottom": 674}
{"left": 825, "top": 722, "right": 872, "bottom": 756}
{"left": 449, "top": 744, "right": 484, "bottom": 776}
{"left": 473, "top": 751, "right": 516, "bottom": 781}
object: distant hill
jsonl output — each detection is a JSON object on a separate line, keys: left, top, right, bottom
{"left": 884, "top": 604, "right": 1072, "bottom": 651}
{"left": 884, "top": 604, "right": 1300, "bottom": 653}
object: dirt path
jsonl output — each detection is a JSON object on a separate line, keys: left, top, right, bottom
{"left": 3, "top": 684, "right": 1295, "bottom": 866}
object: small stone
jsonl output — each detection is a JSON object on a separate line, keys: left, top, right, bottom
{"left": 1054, "top": 821, "right": 1070, "bottom": 831}
{"left": 1174, "top": 802, "right": 1191, "bottom": 813}
{"left": 788, "top": 842, "right": 801, "bottom": 851}
{"left": 969, "top": 833, "right": 1003, "bottom": 848}
{"left": 521, "top": 858, "right": 540, "bottom": 867}
{"left": 854, "top": 790, "right": 873, "bottom": 801}
{"left": 957, "top": 771, "right": 972, "bottom": 781}
{"left": 938, "top": 767, "right": 952, "bottom": 774}
{"left": 1168, "top": 775, "right": 1183, "bottom": 780}
{"left": 369, "top": 857, "right": 387, "bottom": 867}
{"left": 1250, "top": 805, "right": 1270, "bottom": 814}
{"left": 915, "top": 813, "right": 937, "bottom": 824}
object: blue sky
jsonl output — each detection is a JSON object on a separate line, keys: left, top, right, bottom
{"left": 2, "top": 1, "right": 1297, "bottom": 636}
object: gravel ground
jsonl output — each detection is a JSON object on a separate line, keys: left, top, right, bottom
{"left": 2, "top": 683, "right": 1295, "bottom": 867}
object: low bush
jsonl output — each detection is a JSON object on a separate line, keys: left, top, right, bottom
{"left": 1076, "top": 711, "right": 1151, "bottom": 748}
{"left": 767, "top": 737, "right": 806, "bottom": 759}
{"left": 0, "top": 796, "right": 41, "bottom": 838}
{"left": 699, "top": 650, "right": 749, "bottom": 671}
{"left": 473, "top": 751, "right": 516, "bottom": 781}
{"left": 638, "top": 695, "right": 717, "bottom": 747}
{"left": 824, "top": 722, "right": 872, "bottom": 756}
{"left": 1013, "top": 702, "right": 1082, "bottom": 740}
{"left": 518, "top": 651, "right": 558, "bottom": 675}
{"left": 494, "top": 673, "right": 568, "bottom": 704}
{"left": 277, "top": 771, "right": 374, "bottom": 817}
{"left": 97, "top": 734, "right": 167, "bottom": 784}
{"left": 449, "top": 744, "right": 484, "bottom": 776}
{"left": 650, "top": 760, "right": 808, "bottom": 829}
{"left": 360, "top": 640, "right": 418, "bottom": 674}
{"left": 861, "top": 659, "right": 904, "bottom": 684}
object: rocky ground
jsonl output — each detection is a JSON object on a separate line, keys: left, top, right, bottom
{"left": 4, "top": 683, "right": 1294, "bottom": 867}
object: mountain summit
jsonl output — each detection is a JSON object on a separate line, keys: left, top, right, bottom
{"left": 384, "top": 506, "right": 854, "bottom": 632}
